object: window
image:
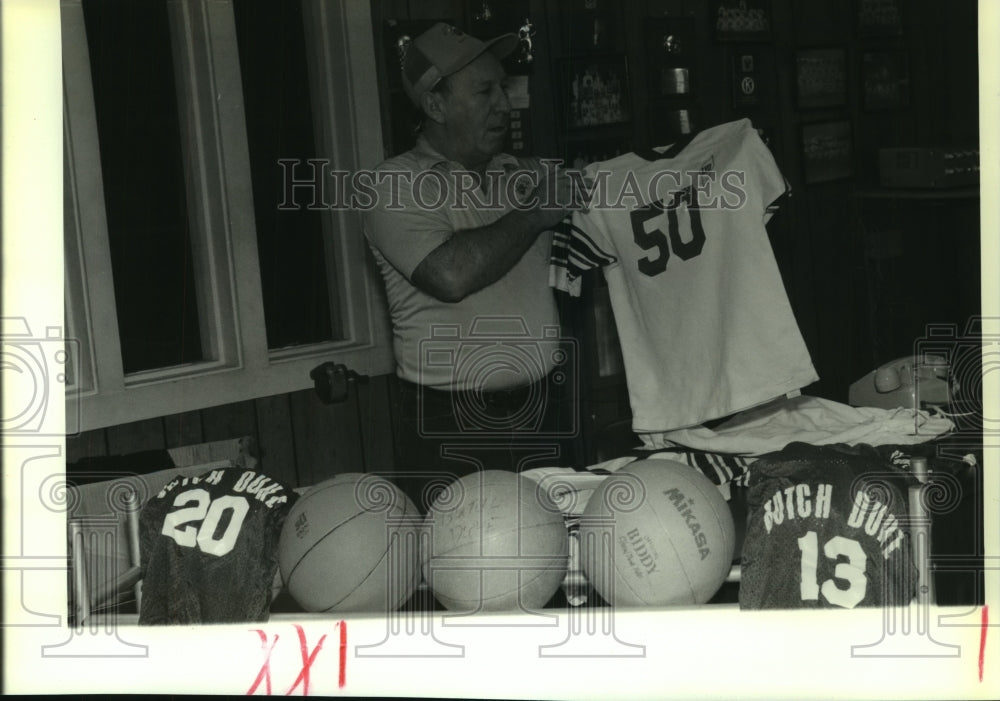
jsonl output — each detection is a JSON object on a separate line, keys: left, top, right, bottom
{"left": 63, "top": 0, "right": 392, "bottom": 431}
{"left": 232, "top": 0, "right": 336, "bottom": 350}
{"left": 83, "top": 0, "right": 204, "bottom": 373}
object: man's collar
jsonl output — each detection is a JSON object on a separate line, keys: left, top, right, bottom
{"left": 412, "top": 135, "right": 520, "bottom": 171}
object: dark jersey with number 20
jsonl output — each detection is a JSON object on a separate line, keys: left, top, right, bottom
{"left": 138, "top": 468, "right": 297, "bottom": 624}
{"left": 739, "top": 443, "right": 918, "bottom": 610}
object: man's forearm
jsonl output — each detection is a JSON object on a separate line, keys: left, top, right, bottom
{"left": 411, "top": 206, "right": 563, "bottom": 303}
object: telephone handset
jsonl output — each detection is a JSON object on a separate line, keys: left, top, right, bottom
{"left": 848, "top": 354, "right": 952, "bottom": 410}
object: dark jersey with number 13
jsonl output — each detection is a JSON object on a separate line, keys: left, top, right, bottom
{"left": 138, "top": 468, "right": 298, "bottom": 624}
{"left": 739, "top": 443, "right": 918, "bottom": 609}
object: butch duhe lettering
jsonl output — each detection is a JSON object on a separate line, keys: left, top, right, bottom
{"left": 760, "top": 482, "right": 905, "bottom": 559}
{"left": 156, "top": 469, "right": 290, "bottom": 510}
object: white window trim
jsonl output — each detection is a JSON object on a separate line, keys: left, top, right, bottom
{"left": 63, "top": 0, "right": 394, "bottom": 432}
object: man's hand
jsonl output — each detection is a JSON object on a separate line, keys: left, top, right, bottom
{"left": 520, "top": 160, "right": 592, "bottom": 230}
{"left": 410, "top": 161, "right": 592, "bottom": 303}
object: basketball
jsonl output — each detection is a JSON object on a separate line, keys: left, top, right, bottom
{"left": 421, "top": 470, "right": 568, "bottom": 612}
{"left": 278, "top": 473, "right": 422, "bottom": 613}
{"left": 578, "top": 459, "right": 736, "bottom": 607}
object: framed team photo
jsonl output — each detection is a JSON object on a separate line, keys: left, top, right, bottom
{"left": 561, "top": 54, "right": 632, "bottom": 130}
{"left": 713, "top": 0, "right": 772, "bottom": 42}
{"left": 800, "top": 120, "right": 854, "bottom": 184}
{"left": 795, "top": 47, "right": 848, "bottom": 110}
{"left": 862, "top": 49, "right": 911, "bottom": 110}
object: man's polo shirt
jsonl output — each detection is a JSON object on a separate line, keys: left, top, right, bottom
{"left": 364, "top": 137, "right": 561, "bottom": 392}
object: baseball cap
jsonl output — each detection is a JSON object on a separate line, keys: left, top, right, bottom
{"left": 401, "top": 23, "right": 518, "bottom": 106}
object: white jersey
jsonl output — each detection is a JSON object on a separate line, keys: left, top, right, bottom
{"left": 550, "top": 119, "right": 818, "bottom": 433}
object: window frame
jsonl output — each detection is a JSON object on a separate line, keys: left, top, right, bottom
{"left": 63, "top": 0, "right": 393, "bottom": 431}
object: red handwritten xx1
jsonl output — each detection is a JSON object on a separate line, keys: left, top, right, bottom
{"left": 246, "top": 623, "right": 345, "bottom": 695}
{"left": 980, "top": 605, "right": 989, "bottom": 683}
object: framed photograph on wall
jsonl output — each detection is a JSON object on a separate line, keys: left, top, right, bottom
{"left": 856, "top": 0, "right": 904, "bottom": 38}
{"left": 863, "top": 50, "right": 910, "bottom": 110}
{"left": 561, "top": 54, "right": 631, "bottom": 130}
{"left": 795, "top": 47, "right": 848, "bottom": 110}
{"left": 801, "top": 120, "right": 854, "bottom": 184}
{"left": 713, "top": 0, "right": 772, "bottom": 41}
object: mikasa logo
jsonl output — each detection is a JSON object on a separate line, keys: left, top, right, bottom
{"left": 665, "top": 488, "right": 711, "bottom": 560}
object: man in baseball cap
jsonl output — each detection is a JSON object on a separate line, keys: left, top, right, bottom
{"left": 401, "top": 22, "right": 519, "bottom": 107}
{"left": 397, "top": 22, "right": 522, "bottom": 170}
{"left": 364, "top": 22, "right": 585, "bottom": 511}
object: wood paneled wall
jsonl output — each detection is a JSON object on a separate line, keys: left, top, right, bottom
{"left": 373, "top": 0, "right": 979, "bottom": 407}
{"left": 66, "top": 374, "right": 398, "bottom": 488}
{"left": 70, "top": 0, "right": 979, "bottom": 486}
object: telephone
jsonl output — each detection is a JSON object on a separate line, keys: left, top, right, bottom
{"left": 848, "top": 354, "right": 952, "bottom": 410}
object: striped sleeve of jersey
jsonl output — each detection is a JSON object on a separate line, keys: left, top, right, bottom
{"left": 549, "top": 218, "right": 617, "bottom": 297}
{"left": 621, "top": 448, "right": 755, "bottom": 487}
